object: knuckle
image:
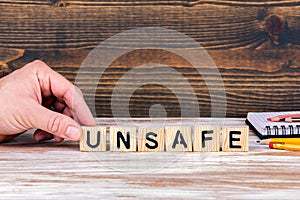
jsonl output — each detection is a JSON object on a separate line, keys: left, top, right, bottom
{"left": 23, "top": 60, "right": 47, "bottom": 72}
{"left": 74, "top": 86, "right": 83, "bottom": 96}
{"left": 31, "top": 60, "right": 48, "bottom": 70}
{"left": 32, "top": 59, "right": 45, "bottom": 66}
{"left": 47, "top": 115, "right": 63, "bottom": 134}
{"left": 64, "top": 88, "right": 74, "bottom": 104}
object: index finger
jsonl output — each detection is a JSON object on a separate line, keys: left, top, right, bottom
{"left": 27, "top": 60, "right": 96, "bottom": 126}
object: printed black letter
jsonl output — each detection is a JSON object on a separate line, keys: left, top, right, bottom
{"left": 145, "top": 132, "right": 158, "bottom": 149}
{"left": 117, "top": 131, "right": 130, "bottom": 149}
{"left": 229, "top": 131, "right": 241, "bottom": 148}
{"left": 202, "top": 130, "right": 213, "bottom": 148}
{"left": 87, "top": 130, "right": 101, "bottom": 148}
{"left": 172, "top": 130, "right": 187, "bottom": 149}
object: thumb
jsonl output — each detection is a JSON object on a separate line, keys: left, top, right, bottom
{"left": 29, "top": 105, "right": 81, "bottom": 141}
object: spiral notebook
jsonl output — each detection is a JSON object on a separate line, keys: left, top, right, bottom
{"left": 245, "top": 111, "right": 300, "bottom": 139}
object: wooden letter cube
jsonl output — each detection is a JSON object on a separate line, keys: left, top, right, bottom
{"left": 165, "top": 126, "right": 192, "bottom": 151}
{"left": 222, "top": 126, "right": 249, "bottom": 152}
{"left": 138, "top": 127, "right": 165, "bottom": 152}
{"left": 194, "top": 126, "right": 220, "bottom": 152}
{"left": 110, "top": 127, "right": 137, "bottom": 151}
{"left": 80, "top": 126, "right": 106, "bottom": 152}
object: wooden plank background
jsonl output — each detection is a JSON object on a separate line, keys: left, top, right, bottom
{"left": 0, "top": 0, "right": 300, "bottom": 117}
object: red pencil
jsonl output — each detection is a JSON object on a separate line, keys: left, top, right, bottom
{"left": 267, "top": 114, "right": 300, "bottom": 122}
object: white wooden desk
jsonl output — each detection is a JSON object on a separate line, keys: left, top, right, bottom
{"left": 1, "top": 118, "right": 300, "bottom": 199}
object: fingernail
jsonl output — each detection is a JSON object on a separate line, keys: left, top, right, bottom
{"left": 66, "top": 126, "right": 81, "bottom": 140}
{"left": 36, "top": 134, "right": 54, "bottom": 142}
{"left": 36, "top": 134, "right": 46, "bottom": 142}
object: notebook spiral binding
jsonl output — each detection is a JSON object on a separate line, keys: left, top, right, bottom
{"left": 266, "top": 125, "right": 300, "bottom": 136}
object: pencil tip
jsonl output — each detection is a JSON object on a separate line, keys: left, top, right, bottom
{"left": 256, "top": 140, "right": 260, "bottom": 143}
{"left": 267, "top": 118, "right": 272, "bottom": 121}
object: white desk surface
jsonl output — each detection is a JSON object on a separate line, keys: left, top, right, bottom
{"left": 1, "top": 118, "right": 300, "bottom": 199}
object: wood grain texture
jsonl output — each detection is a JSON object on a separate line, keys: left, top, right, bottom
{"left": 1, "top": 118, "right": 300, "bottom": 199}
{"left": 0, "top": 48, "right": 24, "bottom": 76}
{"left": 138, "top": 127, "right": 165, "bottom": 152}
{"left": 1, "top": 2, "right": 300, "bottom": 50}
{"left": 165, "top": 126, "right": 192, "bottom": 151}
{"left": 0, "top": 1, "right": 300, "bottom": 118}
{"left": 110, "top": 126, "right": 137, "bottom": 151}
{"left": 194, "top": 125, "right": 220, "bottom": 152}
{"left": 222, "top": 126, "right": 249, "bottom": 152}
{"left": 80, "top": 126, "right": 106, "bottom": 151}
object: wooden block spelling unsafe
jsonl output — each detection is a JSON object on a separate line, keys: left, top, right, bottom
{"left": 110, "top": 127, "right": 137, "bottom": 152}
{"left": 80, "top": 126, "right": 106, "bottom": 152}
{"left": 222, "top": 126, "right": 249, "bottom": 152}
{"left": 165, "top": 126, "right": 192, "bottom": 152}
{"left": 80, "top": 125, "right": 249, "bottom": 152}
{"left": 137, "top": 127, "right": 165, "bottom": 152}
{"left": 194, "top": 126, "right": 220, "bottom": 152}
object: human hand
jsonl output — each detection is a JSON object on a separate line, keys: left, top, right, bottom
{"left": 0, "top": 60, "right": 95, "bottom": 143}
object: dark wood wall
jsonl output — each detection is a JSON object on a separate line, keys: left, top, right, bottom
{"left": 1, "top": 0, "right": 300, "bottom": 117}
